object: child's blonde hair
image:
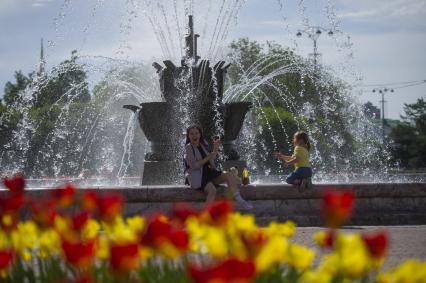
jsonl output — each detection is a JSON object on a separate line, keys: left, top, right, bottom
{"left": 294, "top": 131, "right": 311, "bottom": 151}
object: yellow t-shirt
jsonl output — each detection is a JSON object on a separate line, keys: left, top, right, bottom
{"left": 293, "top": 145, "right": 310, "bottom": 169}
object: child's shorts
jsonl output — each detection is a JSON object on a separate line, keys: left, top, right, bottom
{"left": 286, "top": 167, "right": 312, "bottom": 184}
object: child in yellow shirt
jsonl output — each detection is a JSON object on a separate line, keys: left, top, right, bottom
{"left": 273, "top": 131, "right": 313, "bottom": 189}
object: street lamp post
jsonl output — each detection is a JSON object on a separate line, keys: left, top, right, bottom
{"left": 296, "top": 26, "right": 334, "bottom": 70}
{"left": 372, "top": 87, "right": 394, "bottom": 142}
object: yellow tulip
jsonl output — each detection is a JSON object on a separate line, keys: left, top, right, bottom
{"left": 383, "top": 259, "right": 426, "bottom": 283}
{"left": 255, "top": 236, "right": 288, "bottom": 272}
{"left": 0, "top": 230, "right": 8, "bottom": 250}
{"left": 203, "top": 227, "right": 228, "bottom": 258}
{"left": 265, "top": 220, "right": 296, "bottom": 238}
{"left": 39, "top": 229, "right": 60, "bottom": 257}
{"left": 54, "top": 215, "right": 70, "bottom": 236}
{"left": 81, "top": 219, "right": 100, "bottom": 241}
{"left": 1, "top": 215, "right": 13, "bottom": 227}
{"left": 376, "top": 272, "right": 392, "bottom": 283}
{"left": 317, "top": 253, "right": 340, "bottom": 276}
{"left": 186, "top": 218, "right": 223, "bottom": 256}
{"left": 287, "top": 244, "right": 316, "bottom": 270}
{"left": 228, "top": 213, "right": 257, "bottom": 233}
{"left": 95, "top": 235, "right": 110, "bottom": 260}
{"left": 126, "top": 215, "right": 145, "bottom": 234}
{"left": 11, "top": 221, "right": 39, "bottom": 259}
{"left": 110, "top": 225, "right": 138, "bottom": 243}
{"left": 335, "top": 234, "right": 371, "bottom": 278}
{"left": 158, "top": 242, "right": 181, "bottom": 258}
{"left": 340, "top": 248, "right": 370, "bottom": 278}
{"left": 300, "top": 270, "right": 332, "bottom": 283}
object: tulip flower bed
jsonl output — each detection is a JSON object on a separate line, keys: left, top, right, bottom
{"left": 1, "top": 175, "right": 426, "bottom": 283}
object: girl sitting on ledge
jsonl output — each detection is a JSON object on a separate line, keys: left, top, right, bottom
{"left": 273, "top": 131, "right": 313, "bottom": 190}
{"left": 184, "top": 125, "right": 252, "bottom": 209}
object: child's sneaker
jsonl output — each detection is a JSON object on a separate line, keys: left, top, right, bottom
{"left": 234, "top": 191, "right": 253, "bottom": 210}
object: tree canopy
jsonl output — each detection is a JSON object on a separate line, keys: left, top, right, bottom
{"left": 390, "top": 98, "right": 426, "bottom": 168}
{"left": 227, "top": 38, "right": 383, "bottom": 175}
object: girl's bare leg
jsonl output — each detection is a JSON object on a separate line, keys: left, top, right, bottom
{"left": 213, "top": 172, "right": 252, "bottom": 209}
{"left": 204, "top": 182, "right": 217, "bottom": 204}
{"left": 213, "top": 172, "right": 238, "bottom": 194}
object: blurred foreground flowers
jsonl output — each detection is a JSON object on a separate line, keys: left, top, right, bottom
{"left": 0, "top": 176, "right": 425, "bottom": 283}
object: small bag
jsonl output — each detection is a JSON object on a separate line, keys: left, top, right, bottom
{"left": 183, "top": 145, "right": 196, "bottom": 186}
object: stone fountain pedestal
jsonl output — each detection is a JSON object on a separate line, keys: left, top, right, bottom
{"left": 142, "top": 161, "right": 182, "bottom": 185}
{"left": 136, "top": 101, "right": 251, "bottom": 185}
{"left": 124, "top": 16, "right": 251, "bottom": 185}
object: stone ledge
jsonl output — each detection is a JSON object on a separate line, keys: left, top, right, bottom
{"left": 5, "top": 183, "right": 426, "bottom": 226}
{"left": 8, "top": 183, "right": 426, "bottom": 202}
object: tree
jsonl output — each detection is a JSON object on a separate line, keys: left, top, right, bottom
{"left": 390, "top": 98, "right": 426, "bottom": 168}
{"left": 25, "top": 50, "right": 92, "bottom": 176}
{"left": 0, "top": 51, "right": 93, "bottom": 177}
{"left": 3, "top": 71, "right": 33, "bottom": 105}
{"left": 0, "top": 71, "right": 33, "bottom": 169}
{"left": 227, "top": 38, "right": 365, "bottom": 174}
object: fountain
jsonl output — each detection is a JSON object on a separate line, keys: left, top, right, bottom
{"left": 1, "top": 0, "right": 425, "bottom": 187}
{"left": 124, "top": 16, "right": 251, "bottom": 185}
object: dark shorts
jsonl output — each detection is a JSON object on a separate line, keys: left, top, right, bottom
{"left": 286, "top": 167, "right": 312, "bottom": 185}
{"left": 201, "top": 168, "right": 222, "bottom": 189}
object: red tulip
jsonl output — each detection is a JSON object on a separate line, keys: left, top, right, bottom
{"left": 324, "top": 229, "right": 335, "bottom": 248}
{"left": 0, "top": 175, "right": 26, "bottom": 218}
{"left": 52, "top": 183, "right": 75, "bottom": 208}
{"left": 206, "top": 200, "right": 233, "bottom": 225}
{"left": 322, "top": 189, "right": 355, "bottom": 228}
{"left": 189, "top": 258, "right": 255, "bottom": 283}
{"left": 0, "top": 213, "right": 18, "bottom": 232}
{"left": 141, "top": 215, "right": 172, "bottom": 248}
{"left": 72, "top": 211, "right": 90, "bottom": 231}
{"left": 77, "top": 276, "right": 92, "bottom": 283}
{"left": 62, "top": 239, "right": 95, "bottom": 268}
{"left": 97, "top": 194, "right": 123, "bottom": 222}
{"left": 30, "top": 199, "right": 58, "bottom": 228}
{"left": 3, "top": 175, "right": 25, "bottom": 194}
{"left": 110, "top": 243, "right": 140, "bottom": 272}
{"left": 171, "top": 229, "right": 189, "bottom": 250}
{"left": 241, "top": 230, "right": 268, "bottom": 257}
{"left": 362, "top": 231, "right": 388, "bottom": 259}
{"left": 0, "top": 193, "right": 25, "bottom": 214}
{"left": 81, "top": 191, "right": 97, "bottom": 212}
{"left": 0, "top": 250, "right": 13, "bottom": 270}
{"left": 171, "top": 203, "right": 198, "bottom": 224}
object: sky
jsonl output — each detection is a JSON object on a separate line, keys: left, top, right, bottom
{"left": 0, "top": 0, "right": 425, "bottom": 120}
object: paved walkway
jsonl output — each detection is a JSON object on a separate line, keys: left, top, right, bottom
{"left": 293, "top": 226, "right": 426, "bottom": 269}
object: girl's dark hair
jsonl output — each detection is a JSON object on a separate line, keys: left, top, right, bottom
{"left": 294, "top": 131, "right": 311, "bottom": 151}
{"left": 186, "top": 125, "right": 208, "bottom": 146}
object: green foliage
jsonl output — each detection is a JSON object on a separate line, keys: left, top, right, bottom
{"left": 3, "top": 71, "right": 33, "bottom": 105}
{"left": 34, "top": 50, "right": 90, "bottom": 108}
{"left": 0, "top": 72, "right": 32, "bottom": 163}
{"left": 138, "top": 259, "right": 190, "bottom": 283}
{"left": 255, "top": 106, "right": 298, "bottom": 174}
{"left": 390, "top": 98, "right": 426, "bottom": 168}
{"left": 0, "top": 50, "right": 93, "bottom": 177}
{"left": 228, "top": 38, "right": 357, "bottom": 173}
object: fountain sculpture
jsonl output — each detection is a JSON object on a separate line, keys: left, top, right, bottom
{"left": 124, "top": 16, "right": 251, "bottom": 185}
